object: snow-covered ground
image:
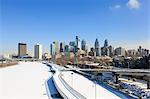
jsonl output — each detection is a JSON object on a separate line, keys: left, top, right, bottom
{"left": 119, "top": 77, "right": 150, "bottom": 98}
{"left": 0, "top": 62, "right": 51, "bottom": 99}
{"left": 61, "top": 71, "right": 127, "bottom": 99}
{"left": 119, "top": 77, "right": 148, "bottom": 89}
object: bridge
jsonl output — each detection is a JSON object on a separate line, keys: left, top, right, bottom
{"left": 12, "top": 58, "right": 39, "bottom": 61}
{"left": 64, "top": 65, "right": 150, "bottom": 89}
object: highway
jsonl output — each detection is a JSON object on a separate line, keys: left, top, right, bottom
{"left": 49, "top": 63, "right": 134, "bottom": 99}
{"left": 65, "top": 65, "right": 150, "bottom": 76}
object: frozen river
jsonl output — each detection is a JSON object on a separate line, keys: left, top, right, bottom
{"left": 0, "top": 62, "right": 52, "bottom": 99}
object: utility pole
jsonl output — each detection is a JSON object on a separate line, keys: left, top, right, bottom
{"left": 95, "top": 81, "right": 97, "bottom": 99}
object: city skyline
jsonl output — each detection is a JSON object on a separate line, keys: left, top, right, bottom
{"left": 1, "top": 37, "right": 149, "bottom": 57}
{"left": 1, "top": 0, "right": 150, "bottom": 55}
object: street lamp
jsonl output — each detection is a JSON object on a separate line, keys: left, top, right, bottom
{"left": 94, "top": 81, "right": 97, "bottom": 99}
{"left": 71, "top": 73, "right": 73, "bottom": 88}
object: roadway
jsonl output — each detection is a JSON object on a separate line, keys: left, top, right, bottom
{"left": 65, "top": 65, "right": 150, "bottom": 89}
{"left": 65, "top": 65, "right": 150, "bottom": 76}
{"left": 49, "top": 63, "right": 134, "bottom": 99}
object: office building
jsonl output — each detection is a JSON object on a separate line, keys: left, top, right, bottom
{"left": 50, "top": 44, "right": 53, "bottom": 56}
{"left": 128, "top": 49, "right": 137, "bottom": 56}
{"left": 115, "top": 47, "right": 125, "bottom": 56}
{"left": 64, "top": 45, "right": 69, "bottom": 53}
{"left": 81, "top": 39, "right": 86, "bottom": 51}
{"left": 34, "top": 44, "right": 42, "bottom": 60}
{"left": 105, "top": 47, "right": 110, "bottom": 56}
{"left": 76, "top": 36, "right": 79, "bottom": 48}
{"left": 108, "top": 45, "right": 114, "bottom": 57}
{"left": 69, "top": 41, "right": 76, "bottom": 52}
{"left": 137, "top": 46, "right": 149, "bottom": 56}
{"left": 60, "top": 42, "right": 65, "bottom": 53}
{"left": 104, "top": 39, "right": 108, "bottom": 47}
{"left": 18, "top": 43, "right": 27, "bottom": 57}
{"left": 101, "top": 47, "right": 106, "bottom": 56}
{"left": 95, "top": 38, "right": 100, "bottom": 56}
{"left": 75, "top": 36, "right": 81, "bottom": 51}
{"left": 53, "top": 41, "right": 59, "bottom": 54}
{"left": 89, "top": 47, "right": 95, "bottom": 57}
{"left": 138, "top": 46, "right": 142, "bottom": 54}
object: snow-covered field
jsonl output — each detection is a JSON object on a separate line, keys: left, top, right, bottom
{"left": 0, "top": 62, "right": 51, "bottom": 99}
{"left": 61, "top": 71, "right": 126, "bottom": 99}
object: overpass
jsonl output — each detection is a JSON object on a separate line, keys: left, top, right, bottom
{"left": 65, "top": 65, "right": 150, "bottom": 89}
{"left": 12, "top": 58, "right": 41, "bottom": 61}
{"left": 65, "top": 65, "right": 150, "bottom": 76}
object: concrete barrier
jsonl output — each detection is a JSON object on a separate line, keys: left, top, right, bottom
{"left": 52, "top": 71, "right": 86, "bottom": 99}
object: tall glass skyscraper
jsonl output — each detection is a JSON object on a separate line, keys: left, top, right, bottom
{"left": 95, "top": 38, "right": 100, "bottom": 56}
{"left": 104, "top": 39, "right": 108, "bottom": 47}
{"left": 73, "top": 36, "right": 80, "bottom": 53}
{"left": 34, "top": 44, "right": 42, "bottom": 60}
{"left": 76, "top": 36, "right": 79, "bottom": 48}
{"left": 81, "top": 39, "right": 86, "bottom": 51}
{"left": 60, "top": 42, "right": 65, "bottom": 53}
{"left": 50, "top": 44, "right": 53, "bottom": 56}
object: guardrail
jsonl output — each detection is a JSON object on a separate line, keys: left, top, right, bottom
{"left": 45, "top": 77, "right": 52, "bottom": 99}
{"left": 52, "top": 75, "right": 69, "bottom": 99}
{"left": 52, "top": 70, "right": 86, "bottom": 99}
{"left": 59, "top": 73, "right": 86, "bottom": 99}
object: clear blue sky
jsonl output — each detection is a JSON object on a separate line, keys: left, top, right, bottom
{"left": 1, "top": 0, "right": 149, "bottom": 55}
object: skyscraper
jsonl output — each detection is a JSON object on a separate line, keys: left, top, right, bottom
{"left": 60, "top": 42, "right": 65, "bottom": 53}
{"left": 106, "top": 47, "right": 110, "bottom": 56}
{"left": 18, "top": 43, "right": 27, "bottom": 57}
{"left": 101, "top": 39, "right": 109, "bottom": 56}
{"left": 50, "top": 43, "right": 56, "bottom": 56}
{"left": 101, "top": 47, "right": 105, "bottom": 56}
{"left": 104, "top": 39, "right": 108, "bottom": 47}
{"left": 64, "top": 45, "right": 69, "bottom": 53}
{"left": 53, "top": 41, "right": 59, "bottom": 54}
{"left": 76, "top": 36, "right": 79, "bottom": 49}
{"left": 69, "top": 41, "right": 76, "bottom": 52}
{"left": 75, "top": 36, "right": 81, "bottom": 51}
{"left": 34, "top": 44, "right": 42, "bottom": 60}
{"left": 81, "top": 39, "right": 86, "bottom": 51}
{"left": 89, "top": 47, "right": 95, "bottom": 57}
{"left": 50, "top": 44, "right": 53, "bottom": 56}
{"left": 108, "top": 45, "right": 114, "bottom": 57}
{"left": 95, "top": 38, "right": 100, "bottom": 56}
